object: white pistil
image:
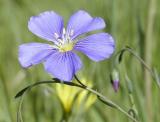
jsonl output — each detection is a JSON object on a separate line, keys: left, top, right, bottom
{"left": 52, "top": 28, "right": 74, "bottom": 52}
{"left": 62, "top": 28, "right": 66, "bottom": 35}
{"left": 49, "top": 45, "right": 59, "bottom": 49}
{"left": 54, "top": 33, "right": 59, "bottom": 39}
{"left": 70, "top": 29, "right": 74, "bottom": 37}
{"left": 57, "top": 39, "right": 64, "bottom": 45}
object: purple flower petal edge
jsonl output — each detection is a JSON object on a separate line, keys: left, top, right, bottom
{"left": 28, "top": 11, "right": 64, "bottom": 42}
{"left": 44, "top": 51, "right": 82, "bottom": 81}
{"left": 67, "top": 10, "right": 105, "bottom": 40}
{"left": 74, "top": 33, "right": 115, "bottom": 61}
{"left": 18, "top": 43, "right": 56, "bottom": 68}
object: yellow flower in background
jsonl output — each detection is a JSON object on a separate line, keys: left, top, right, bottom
{"left": 55, "top": 83, "right": 80, "bottom": 113}
{"left": 75, "top": 78, "right": 97, "bottom": 110}
{"left": 55, "top": 77, "right": 97, "bottom": 113}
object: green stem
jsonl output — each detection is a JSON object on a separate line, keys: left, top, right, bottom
{"left": 74, "top": 76, "right": 138, "bottom": 121}
{"left": 144, "top": 0, "right": 156, "bottom": 121}
{"left": 74, "top": 75, "right": 86, "bottom": 87}
{"left": 86, "top": 87, "right": 138, "bottom": 122}
{"left": 17, "top": 94, "right": 25, "bottom": 122}
{"left": 118, "top": 47, "right": 159, "bottom": 88}
{"left": 16, "top": 78, "right": 138, "bottom": 122}
{"left": 125, "top": 47, "right": 153, "bottom": 76}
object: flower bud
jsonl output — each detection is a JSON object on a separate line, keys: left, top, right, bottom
{"left": 110, "top": 69, "right": 120, "bottom": 92}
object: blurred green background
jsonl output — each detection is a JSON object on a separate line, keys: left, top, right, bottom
{"left": 0, "top": 0, "right": 160, "bottom": 122}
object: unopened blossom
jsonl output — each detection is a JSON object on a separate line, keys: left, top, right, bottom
{"left": 110, "top": 69, "right": 119, "bottom": 92}
{"left": 18, "top": 10, "right": 115, "bottom": 81}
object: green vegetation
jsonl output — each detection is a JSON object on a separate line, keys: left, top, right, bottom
{"left": 0, "top": 0, "right": 160, "bottom": 122}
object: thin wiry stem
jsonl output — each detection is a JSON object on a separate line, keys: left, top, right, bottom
{"left": 17, "top": 94, "right": 24, "bottom": 122}
{"left": 117, "top": 46, "right": 160, "bottom": 88}
{"left": 15, "top": 78, "right": 139, "bottom": 122}
{"left": 74, "top": 75, "right": 86, "bottom": 87}
{"left": 74, "top": 76, "right": 138, "bottom": 122}
{"left": 86, "top": 86, "right": 138, "bottom": 122}
{"left": 15, "top": 80, "right": 85, "bottom": 122}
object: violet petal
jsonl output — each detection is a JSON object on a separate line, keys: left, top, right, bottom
{"left": 44, "top": 51, "right": 82, "bottom": 81}
{"left": 74, "top": 33, "right": 115, "bottom": 61}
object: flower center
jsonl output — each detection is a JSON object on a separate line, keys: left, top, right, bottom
{"left": 59, "top": 42, "right": 74, "bottom": 52}
{"left": 54, "top": 28, "right": 75, "bottom": 52}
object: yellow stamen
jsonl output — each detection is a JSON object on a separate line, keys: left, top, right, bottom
{"left": 59, "top": 42, "right": 74, "bottom": 52}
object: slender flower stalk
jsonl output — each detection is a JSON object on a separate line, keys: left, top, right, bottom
{"left": 85, "top": 88, "right": 138, "bottom": 122}
{"left": 117, "top": 46, "right": 160, "bottom": 88}
{"left": 15, "top": 77, "right": 139, "bottom": 122}
{"left": 75, "top": 78, "right": 96, "bottom": 110}
{"left": 125, "top": 75, "right": 139, "bottom": 120}
{"left": 55, "top": 77, "right": 96, "bottom": 115}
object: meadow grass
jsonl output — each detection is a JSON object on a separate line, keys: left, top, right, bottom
{"left": 0, "top": 0, "right": 160, "bottom": 122}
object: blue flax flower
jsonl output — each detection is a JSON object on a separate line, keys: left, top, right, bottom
{"left": 18, "top": 10, "right": 115, "bottom": 81}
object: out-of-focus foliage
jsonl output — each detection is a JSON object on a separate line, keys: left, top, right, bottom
{"left": 0, "top": 0, "right": 160, "bottom": 122}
